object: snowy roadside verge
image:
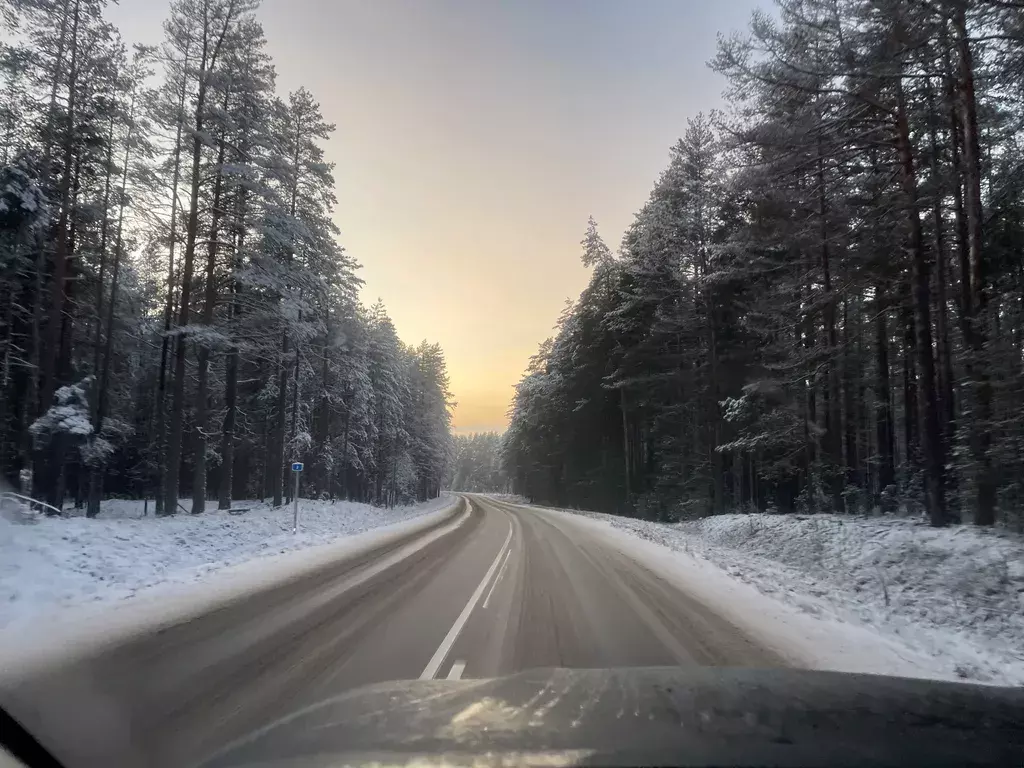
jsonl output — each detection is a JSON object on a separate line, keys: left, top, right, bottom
{"left": 510, "top": 500, "right": 1024, "bottom": 686}
{"left": 0, "top": 495, "right": 459, "bottom": 634}
{"left": 676, "top": 514, "right": 1024, "bottom": 684}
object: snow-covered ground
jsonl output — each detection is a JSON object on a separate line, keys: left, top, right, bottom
{"left": 555, "top": 507, "right": 1024, "bottom": 686}
{"left": 0, "top": 495, "right": 454, "bottom": 629}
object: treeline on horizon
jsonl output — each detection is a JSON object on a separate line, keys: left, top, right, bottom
{"left": 502, "top": 0, "right": 1024, "bottom": 527}
{"left": 0, "top": 0, "right": 453, "bottom": 516}
{"left": 448, "top": 432, "right": 508, "bottom": 494}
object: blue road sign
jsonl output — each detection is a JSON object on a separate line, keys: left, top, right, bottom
{"left": 291, "top": 462, "right": 304, "bottom": 472}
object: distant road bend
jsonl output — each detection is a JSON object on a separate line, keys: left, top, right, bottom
{"left": 1, "top": 495, "right": 784, "bottom": 768}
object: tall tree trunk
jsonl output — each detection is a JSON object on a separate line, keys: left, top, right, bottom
{"left": 86, "top": 89, "right": 135, "bottom": 519}
{"left": 34, "top": 0, "right": 81, "bottom": 508}
{"left": 270, "top": 332, "right": 289, "bottom": 506}
{"left": 22, "top": 0, "right": 71, "bottom": 481}
{"left": 38, "top": 0, "right": 81, "bottom": 426}
{"left": 217, "top": 344, "right": 238, "bottom": 509}
{"left": 705, "top": 290, "right": 724, "bottom": 514}
{"left": 155, "top": 39, "right": 191, "bottom": 516}
{"left": 339, "top": 393, "right": 351, "bottom": 499}
{"left": 374, "top": 408, "right": 385, "bottom": 505}
{"left": 874, "top": 288, "right": 895, "bottom": 509}
{"left": 314, "top": 331, "right": 331, "bottom": 496}
{"left": 90, "top": 114, "right": 116, "bottom": 389}
{"left": 287, "top": 312, "right": 301, "bottom": 502}
{"left": 164, "top": 142, "right": 202, "bottom": 515}
{"left": 926, "top": 78, "right": 957, "bottom": 451}
{"left": 81, "top": 117, "right": 115, "bottom": 515}
{"left": 953, "top": 8, "right": 995, "bottom": 525}
{"left": 620, "top": 387, "right": 631, "bottom": 507}
{"left": 896, "top": 75, "right": 946, "bottom": 527}
{"left": 191, "top": 124, "right": 228, "bottom": 515}
{"left": 802, "top": 274, "right": 818, "bottom": 511}
{"left": 164, "top": 9, "right": 234, "bottom": 516}
{"left": 900, "top": 285, "right": 917, "bottom": 472}
{"left": 818, "top": 151, "right": 843, "bottom": 511}
{"left": 0, "top": 246, "right": 19, "bottom": 474}
{"left": 842, "top": 295, "right": 860, "bottom": 495}
{"left": 45, "top": 154, "right": 84, "bottom": 510}
{"left": 218, "top": 183, "right": 247, "bottom": 510}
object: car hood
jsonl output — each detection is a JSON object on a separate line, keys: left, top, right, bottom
{"left": 200, "top": 667, "right": 1024, "bottom": 767}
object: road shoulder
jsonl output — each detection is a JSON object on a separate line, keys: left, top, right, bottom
{"left": 491, "top": 499, "right": 958, "bottom": 683}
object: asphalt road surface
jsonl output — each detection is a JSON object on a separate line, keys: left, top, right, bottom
{"left": 1, "top": 495, "right": 784, "bottom": 768}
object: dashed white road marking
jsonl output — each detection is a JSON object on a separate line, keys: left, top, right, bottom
{"left": 419, "top": 517, "right": 514, "bottom": 680}
{"left": 447, "top": 660, "right": 467, "bottom": 680}
{"left": 483, "top": 548, "right": 511, "bottom": 609}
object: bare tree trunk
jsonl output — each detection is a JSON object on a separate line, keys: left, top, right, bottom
{"left": 818, "top": 150, "right": 843, "bottom": 511}
{"left": 0, "top": 238, "right": 21, "bottom": 474}
{"left": 33, "top": 0, "right": 81, "bottom": 509}
{"left": 38, "top": 0, "right": 81, "bottom": 426}
{"left": 270, "top": 333, "right": 289, "bottom": 506}
{"left": 218, "top": 343, "right": 238, "bottom": 510}
{"left": 191, "top": 121, "right": 228, "bottom": 515}
{"left": 155, "top": 39, "right": 191, "bottom": 516}
{"left": 87, "top": 88, "right": 136, "bottom": 518}
{"left": 926, "top": 78, "right": 956, "bottom": 452}
{"left": 260, "top": 412, "right": 269, "bottom": 503}
{"left": 45, "top": 144, "right": 88, "bottom": 511}
{"left": 314, "top": 326, "right": 331, "bottom": 496}
{"left": 287, "top": 312, "right": 301, "bottom": 502}
{"left": 896, "top": 76, "right": 946, "bottom": 527}
{"left": 339, "top": 394, "right": 351, "bottom": 499}
{"left": 164, "top": 7, "right": 235, "bottom": 516}
{"left": 218, "top": 183, "right": 247, "bottom": 510}
{"left": 90, "top": 114, "right": 116, "bottom": 388}
{"left": 164, "top": 139, "right": 203, "bottom": 515}
{"left": 953, "top": 8, "right": 995, "bottom": 525}
{"left": 842, "top": 295, "right": 860, "bottom": 494}
{"left": 802, "top": 274, "right": 818, "bottom": 512}
{"left": 19, "top": 0, "right": 71, "bottom": 488}
{"left": 620, "top": 387, "right": 630, "bottom": 507}
{"left": 900, "top": 280, "right": 917, "bottom": 473}
{"left": 374, "top": 408, "right": 386, "bottom": 505}
{"left": 874, "top": 287, "right": 895, "bottom": 509}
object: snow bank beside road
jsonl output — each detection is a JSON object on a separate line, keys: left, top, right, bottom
{"left": 0, "top": 496, "right": 454, "bottom": 629}
{"left": 565, "top": 509, "right": 1024, "bottom": 686}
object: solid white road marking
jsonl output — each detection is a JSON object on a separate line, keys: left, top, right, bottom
{"left": 447, "top": 660, "right": 466, "bottom": 680}
{"left": 420, "top": 519, "right": 514, "bottom": 680}
{"left": 482, "top": 548, "right": 511, "bottom": 609}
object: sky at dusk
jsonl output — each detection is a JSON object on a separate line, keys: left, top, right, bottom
{"left": 107, "top": 0, "right": 762, "bottom": 434}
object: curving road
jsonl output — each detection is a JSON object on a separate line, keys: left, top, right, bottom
{"left": 1, "top": 495, "right": 783, "bottom": 768}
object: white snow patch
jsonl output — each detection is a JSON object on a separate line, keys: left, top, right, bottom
{"left": 0, "top": 495, "right": 455, "bottom": 631}
{"left": 528, "top": 505, "right": 1024, "bottom": 686}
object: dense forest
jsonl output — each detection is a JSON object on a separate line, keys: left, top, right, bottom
{"left": 449, "top": 432, "right": 507, "bottom": 493}
{"left": 0, "top": 0, "right": 453, "bottom": 515}
{"left": 503, "top": 0, "right": 1024, "bottom": 527}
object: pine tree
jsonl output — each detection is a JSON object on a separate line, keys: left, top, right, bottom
{"left": 506, "top": 0, "right": 1024, "bottom": 528}
{"left": 0, "top": 0, "right": 455, "bottom": 516}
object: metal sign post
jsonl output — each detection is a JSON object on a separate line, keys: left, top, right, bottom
{"left": 291, "top": 462, "right": 303, "bottom": 533}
